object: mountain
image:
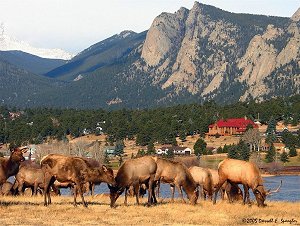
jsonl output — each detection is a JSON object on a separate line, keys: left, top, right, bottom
{"left": 0, "top": 2, "right": 299, "bottom": 109}
{"left": 0, "top": 25, "right": 74, "bottom": 60}
{"left": 0, "top": 50, "right": 66, "bottom": 75}
{"left": 45, "top": 30, "right": 146, "bottom": 81}
{"left": 0, "top": 59, "right": 64, "bottom": 107}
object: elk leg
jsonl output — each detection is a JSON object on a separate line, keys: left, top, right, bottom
{"left": 156, "top": 180, "right": 161, "bottom": 198}
{"left": 225, "top": 182, "right": 233, "bottom": 203}
{"left": 18, "top": 180, "right": 24, "bottom": 196}
{"left": 242, "top": 184, "right": 250, "bottom": 205}
{"left": 133, "top": 183, "right": 140, "bottom": 205}
{"left": 213, "top": 178, "right": 227, "bottom": 204}
{"left": 170, "top": 185, "right": 175, "bottom": 202}
{"left": 124, "top": 187, "right": 128, "bottom": 206}
{"left": 34, "top": 182, "right": 38, "bottom": 196}
{"left": 176, "top": 184, "right": 186, "bottom": 203}
{"left": 43, "top": 173, "right": 52, "bottom": 206}
{"left": 78, "top": 183, "right": 87, "bottom": 208}
{"left": 147, "top": 174, "right": 155, "bottom": 205}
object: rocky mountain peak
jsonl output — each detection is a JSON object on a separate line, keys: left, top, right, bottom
{"left": 291, "top": 8, "right": 300, "bottom": 22}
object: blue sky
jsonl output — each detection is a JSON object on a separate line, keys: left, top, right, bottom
{"left": 0, "top": 0, "right": 299, "bottom": 54}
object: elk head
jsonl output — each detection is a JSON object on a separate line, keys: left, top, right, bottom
{"left": 10, "top": 146, "right": 28, "bottom": 163}
{"left": 108, "top": 184, "right": 124, "bottom": 208}
{"left": 98, "top": 165, "right": 115, "bottom": 186}
{"left": 188, "top": 187, "right": 199, "bottom": 205}
{"left": 254, "top": 180, "right": 282, "bottom": 207}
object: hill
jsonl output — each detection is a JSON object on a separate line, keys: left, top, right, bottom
{"left": 0, "top": 50, "right": 66, "bottom": 75}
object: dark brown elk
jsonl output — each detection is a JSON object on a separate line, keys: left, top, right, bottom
{"left": 189, "top": 166, "right": 213, "bottom": 199}
{"left": 153, "top": 157, "right": 199, "bottom": 205}
{"left": 0, "top": 147, "right": 28, "bottom": 189}
{"left": 41, "top": 154, "right": 115, "bottom": 207}
{"left": 213, "top": 158, "right": 282, "bottom": 207}
{"left": 81, "top": 157, "right": 101, "bottom": 196}
{"left": 109, "top": 156, "right": 157, "bottom": 208}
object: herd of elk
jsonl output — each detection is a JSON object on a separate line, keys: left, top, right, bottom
{"left": 0, "top": 147, "right": 282, "bottom": 208}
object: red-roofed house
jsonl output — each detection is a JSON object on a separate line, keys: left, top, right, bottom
{"left": 207, "top": 117, "right": 258, "bottom": 136}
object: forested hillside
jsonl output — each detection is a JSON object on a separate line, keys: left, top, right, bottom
{"left": 1, "top": 95, "right": 300, "bottom": 147}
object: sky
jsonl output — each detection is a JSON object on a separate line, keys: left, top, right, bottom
{"left": 0, "top": 0, "right": 299, "bottom": 54}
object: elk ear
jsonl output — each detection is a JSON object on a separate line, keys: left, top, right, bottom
{"left": 102, "top": 165, "right": 108, "bottom": 172}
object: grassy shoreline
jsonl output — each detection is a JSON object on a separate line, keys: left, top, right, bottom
{"left": 1, "top": 195, "right": 299, "bottom": 225}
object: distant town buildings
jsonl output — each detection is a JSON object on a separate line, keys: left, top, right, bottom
{"left": 156, "top": 146, "right": 191, "bottom": 155}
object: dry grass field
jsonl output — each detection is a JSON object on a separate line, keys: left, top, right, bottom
{"left": 1, "top": 195, "right": 299, "bottom": 225}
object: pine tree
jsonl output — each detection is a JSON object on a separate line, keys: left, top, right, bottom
{"left": 227, "top": 146, "right": 238, "bottom": 159}
{"left": 289, "top": 146, "right": 298, "bottom": 157}
{"left": 265, "top": 143, "right": 276, "bottom": 163}
{"left": 194, "top": 138, "right": 207, "bottom": 156}
{"left": 280, "top": 151, "right": 289, "bottom": 163}
{"left": 217, "top": 146, "right": 223, "bottom": 154}
{"left": 238, "top": 140, "right": 250, "bottom": 161}
{"left": 147, "top": 142, "right": 155, "bottom": 155}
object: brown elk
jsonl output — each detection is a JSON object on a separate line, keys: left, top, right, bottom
{"left": 81, "top": 157, "right": 101, "bottom": 196}
{"left": 213, "top": 158, "right": 282, "bottom": 207}
{"left": 153, "top": 157, "right": 199, "bottom": 205}
{"left": 41, "top": 154, "right": 115, "bottom": 207}
{"left": 0, "top": 147, "right": 28, "bottom": 188}
{"left": 189, "top": 166, "right": 213, "bottom": 199}
{"left": 109, "top": 156, "right": 157, "bottom": 208}
{"left": 13, "top": 165, "right": 44, "bottom": 196}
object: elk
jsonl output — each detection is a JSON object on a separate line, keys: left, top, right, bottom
{"left": 41, "top": 154, "right": 115, "bottom": 207}
{"left": 13, "top": 165, "right": 44, "bottom": 196}
{"left": 213, "top": 158, "right": 282, "bottom": 207}
{"left": 0, "top": 181, "right": 15, "bottom": 196}
{"left": 0, "top": 147, "right": 28, "bottom": 189}
{"left": 207, "top": 168, "right": 243, "bottom": 201}
{"left": 153, "top": 157, "right": 199, "bottom": 205}
{"left": 189, "top": 166, "right": 213, "bottom": 199}
{"left": 109, "top": 156, "right": 157, "bottom": 208}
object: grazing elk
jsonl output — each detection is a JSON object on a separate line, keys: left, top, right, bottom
{"left": 109, "top": 156, "right": 157, "bottom": 208}
{"left": 153, "top": 157, "right": 199, "bottom": 205}
{"left": 213, "top": 158, "right": 282, "bottom": 207}
{"left": 41, "top": 154, "right": 115, "bottom": 207}
{"left": 0, "top": 147, "right": 28, "bottom": 189}
{"left": 189, "top": 166, "right": 213, "bottom": 200}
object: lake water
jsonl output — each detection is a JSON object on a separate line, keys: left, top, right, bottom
{"left": 60, "top": 175, "right": 300, "bottom": 202}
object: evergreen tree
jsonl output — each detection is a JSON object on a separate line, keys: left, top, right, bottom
{"left": 166, "top": 148, "right": 174, "bottom": 159}
{"left": 289, "top": 146, "right": 298, "bottom": 157}
{"left": 194, "top": 138, "right": 207, "bottom": 156}
{"left": 265, "top": 143, "right": 276, "bottom": 163}
{"left": 280, "top": 151, "right": 289, "bottom": 163}
{"left": 179, "top": 131, "right": 187, "bottom": 142}
{"left": 227, "top": 145, "right": 238, "bottom": 159}
{"left": 114, "top": 139, "right": 124, "bottom": 156}
{"left": 217, "top": 146, "right": 223, "bottom": 154}
{"left": 147, "top": 141, "right": 155, "bottom": 155}
{"left": 222, "top": 144, "right": 229, "bottom": 153}
{"left": 266, "top": 116, "right": 277, "bottom": 144}
{"left": 238, "top": 140, "right": 250, "bottom": 161}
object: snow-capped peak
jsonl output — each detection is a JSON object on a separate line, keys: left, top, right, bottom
{"left": 0, "top": 23, "right": 74, "bottom": 60}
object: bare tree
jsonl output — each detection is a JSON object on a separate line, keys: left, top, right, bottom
{"left": 241, "top": 128, "right": 261, "bottom": 164}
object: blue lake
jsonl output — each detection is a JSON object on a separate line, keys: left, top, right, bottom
{"left": 60, "top": 175, "right": 300, "bottom": 202}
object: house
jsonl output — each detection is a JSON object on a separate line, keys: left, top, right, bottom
{"left": 104, "top": 146, "right": 116, "bottom": 155}
{"left": 156, "top": 146, "right": 191, "bottom": 156}
{"left": 207, "top": 117, "right": 258, "bottom": 136}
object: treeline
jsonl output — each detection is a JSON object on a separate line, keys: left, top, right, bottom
{"left": 1, "top": 95, "right": 300, "bottom": 148}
